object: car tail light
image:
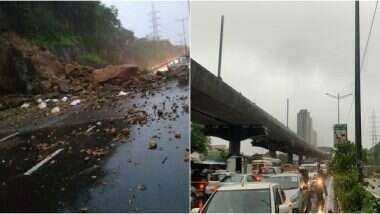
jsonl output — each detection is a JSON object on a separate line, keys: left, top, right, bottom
{"left": 199, "top": 184, "right": 205, "bottom": 191}
{"left": 196, "top": 199, "right": 204, "bottom": 209}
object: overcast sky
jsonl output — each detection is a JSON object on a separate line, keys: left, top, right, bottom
{"left": 191, "top": 1, "right": 380, "bottom": 155}
{"left": 103, "top": 0, "right": 189, "bottom": 45}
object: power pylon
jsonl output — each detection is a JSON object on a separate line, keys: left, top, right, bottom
{"left": 150, "top": 2, "right": 160, "bottom": 40}
{"left": 370, "top": 110, "right": 379, "bottom": 146}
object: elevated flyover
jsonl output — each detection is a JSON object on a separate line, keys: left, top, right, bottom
{"left": 191, "top": 59, "right": 327, "bottom": 161}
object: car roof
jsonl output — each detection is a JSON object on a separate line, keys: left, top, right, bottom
{"left": 217, "top": 182, "right": 278, "bottom": 191}
{"left": 270, "top": 172, "right": 300, "bottom": 177}
{"left": 300, "top": 163, "right": 318, "bottom": 166}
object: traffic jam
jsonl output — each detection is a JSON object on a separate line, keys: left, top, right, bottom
{"left": 191, "top": 157, "right": 330, "bottom": 213}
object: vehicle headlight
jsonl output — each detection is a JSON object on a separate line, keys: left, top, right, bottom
{"left": 317, "top": 178, "right": 323, "bottom": 186}
{"left": 174, "top": 59, "right": 179, "bottom": 64}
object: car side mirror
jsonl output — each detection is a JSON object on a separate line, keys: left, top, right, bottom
{"left": 279, "top": 203, "right": 290, "bottom": 213}
{"left": 191, "top": 208, "right": 200, "bottom": 213}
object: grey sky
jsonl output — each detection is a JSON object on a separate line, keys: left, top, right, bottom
{"left": 191, "top": 1, "right": 380, "bottom": 154}
{"left": 103, "top": 0, "right": 189, "bottom": 45}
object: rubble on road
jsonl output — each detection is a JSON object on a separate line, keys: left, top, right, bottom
{"left": 93, "top": 64, "right": 139, "bottom": 84}
{"left": 148, "top": 140, "right": 157, "bottom": 150}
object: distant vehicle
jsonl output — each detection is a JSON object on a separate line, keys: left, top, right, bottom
{"left": 256, "top": 167, "right": 277, "bottom": 180}
{"left": 191, "top": 160, "right": 227, "bottom": 209}
{"left": 265, "top": 173, "right": 304, "bottom": 212}
{"left": 272, "top": 166, "right": 283, "bottom": 174}
{"left": 167, "top": 56, "right": 189, "bottom": 71}
{"left": 300, "top": 163, "right": 318, "bottom": 178}
{"left": 227, "top": 155, "right": 251, "bottom": 173}
{"left": 281, "top": 163, "right": 299, "bottom": 173}
{"left": 320, "top": 163, "right": 328, "bottom": 175}
{"left": 205, "top": 173, "right": 258, "bottom": 195}
{"left": 192, "top": 182, "right": 291, "bottom": 213}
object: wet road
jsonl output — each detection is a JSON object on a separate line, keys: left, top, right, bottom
{"left": 365, "top": 177, "right": 380, "bottom": 199}
{"left": 71, "top": 82, "right": 189, "bottom": 212}
{"left": 0, "top": 79, "right": 189, "bottom": 212}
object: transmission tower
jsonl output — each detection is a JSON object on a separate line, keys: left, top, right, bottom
{"left": 371, "top": 110, "right": 379, "bottom": 146}
{"left": 150, "top": 2, "right": 160, "bottom": 40}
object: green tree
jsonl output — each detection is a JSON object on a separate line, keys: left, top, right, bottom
{"left": 191, "top": 123, "right": 209, "bottom": 154}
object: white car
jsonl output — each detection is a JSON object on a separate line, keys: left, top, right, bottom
{"left": 205, "top": 173, "right": 258, "bottom": 195}
{"left": 265, "top": 173, "right": 304, "bottom": 212}
{"left": 193, "top": 182, "right": 291, "bottom": 213}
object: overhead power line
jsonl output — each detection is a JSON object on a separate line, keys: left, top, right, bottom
{"left": 345, "top": 0, "right": 379, "bottom": 124}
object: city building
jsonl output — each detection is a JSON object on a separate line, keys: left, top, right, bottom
{"left": 297, "top": 109, "right": 313, "bottom": 144}
{"left": 312, "top": 129, "right": 317, "bottom": 146}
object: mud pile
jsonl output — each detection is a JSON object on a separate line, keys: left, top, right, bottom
{"left": 0, "top": 32, "right": 139, "bottom": 95}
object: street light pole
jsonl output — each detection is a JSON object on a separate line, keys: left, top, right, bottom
{"left": 286, "top": 98, "right": 289, "bottom": 128}
{"left": 325, "top": 92, "right": 352, "bottom": 124}
{"left": 217, "top": 15, "right": 224, "bottom": 79}
{"left": 355, "top": 0, "right": 363, "bottom": 182}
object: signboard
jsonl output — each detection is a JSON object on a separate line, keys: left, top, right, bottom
{"left": 334, "top": 124, "right": 347, "bottom": 145}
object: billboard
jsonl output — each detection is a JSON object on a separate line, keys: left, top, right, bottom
{"left": 334, "top": 124, "right": 348, "bottom": 145}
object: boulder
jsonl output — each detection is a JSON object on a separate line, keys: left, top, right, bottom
{"left": 92, "top": 64, "right": 139, "bottom": 83}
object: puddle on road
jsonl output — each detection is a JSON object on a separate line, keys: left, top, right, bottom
{"left": 70, "top": 82, "right": 189, "bottom": 212}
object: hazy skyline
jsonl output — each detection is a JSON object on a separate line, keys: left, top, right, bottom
{"left": 103, "top": 0, "right": 189, "bottom": 45}
{"left": 191, "top": 1, "right": 380, "bottom": 155}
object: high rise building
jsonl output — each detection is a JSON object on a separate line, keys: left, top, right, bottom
{"left": 312, "top": 129, "right": 317, "bottom": 146}
{"left": 297, "top": 109, "right": 313, "bottom": 144}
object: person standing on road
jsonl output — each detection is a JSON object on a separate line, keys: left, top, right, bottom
{"left": 299, "top": 168, "right": 310, "bottom": 212}
{"left": 316, "top": 163, "right": 328, "bottom": 208}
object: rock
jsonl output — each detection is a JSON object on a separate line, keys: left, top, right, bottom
{"left": 91, "top": 175, "right": 97, "bottom": 179}
{"left": 175, "top": 132, "right": 181, "bottom": 139}
{"left": 121, "top": 128, "right": 130, "bottom": 136}
{"left": 80, "top": 208, "right": 88, "bottom": 213}
{"left": 148, "top": 140, "right": 157, "bottom": 150}
{"left": 61, "top": 96, "right": 68, "bottom": 102}
{"left": 58, "top": 81, "right": 70, "bottom": 93}
{"left": 93, "top": 64, "right": 139, "bottom": 83}
{"left": 20, "top": 103, "right": 30, "bottom": 108}
{"left": 38, "top": 102, "right": 47, "bottom": 109}
{"left": 70, "top": 99, "right": 80, "bottom": 106}
{"left": 51, "top": 106, "right": 60, "bottom": 113}
{"left": 117, "top": 91, "right": 128, "bottom": 96}
{"left": 110, "top": 128, "right": 117, "bottom": 135}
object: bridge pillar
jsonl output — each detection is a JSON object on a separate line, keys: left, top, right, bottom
{"left": 229, "top": 126, "right": 241, "bottom": 156}
{"left": 287, "top": 152, "right": 293, "bottom": 163}
{"left": 298, "top": 154, "right": 303, "bottom": 164}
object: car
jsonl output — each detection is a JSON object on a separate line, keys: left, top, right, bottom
{"left": 205, "top": 173, "right": 258, "bottom": 195}
{"left": 192, "top": 182, "right": 291, "bottom": 213}
{"left": 167, "top": 56, "right": 189, "bottom": 71}
{"left": 300, "top": 163, "right": 319, "bottom": 178}
{"left": 265, "top": 173, "right": 304, "bottom": 212}
{"left": 256, "top": 167, "right": 277, "bottom": 180}
{"left": 320, "top": 163, "right": 328, "bottom": 175}
{"left": 272, "top": 166, "right": 283, "bottom": 174}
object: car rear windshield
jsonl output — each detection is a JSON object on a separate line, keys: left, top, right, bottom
{"left": 266, "top": 176, "right": 298, "bottom": 189}
{"left": 203, "top": 189, "right": 271, "bottom": 213}
{"left": 221, "top": 174, "right": 244, "bottom": 183}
